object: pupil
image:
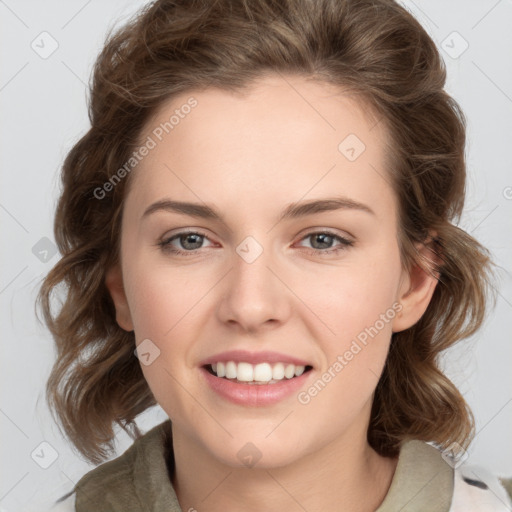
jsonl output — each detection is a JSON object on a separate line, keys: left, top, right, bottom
{"left": 313, "top": 233, "right": 332, "bottom": 249}
{"left": 182, "top": 233, "right": 202, "bottom": 250}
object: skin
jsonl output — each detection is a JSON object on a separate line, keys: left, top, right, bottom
{"left": 106, "top": 73, "right": 439, "bottom": 512}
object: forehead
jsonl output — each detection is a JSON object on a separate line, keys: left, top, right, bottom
{"left": 125, "top": 74, "right": 394, "bottom": 219}
{"left": 140, "top": 73, "right": 385, "bottom": 153}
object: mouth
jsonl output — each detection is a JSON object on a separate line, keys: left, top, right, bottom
{"left": 203, "top": 361, "right": 314, "bottom": 385}
{"left": 199, "top": 350, "right": 315, "bottom": 406}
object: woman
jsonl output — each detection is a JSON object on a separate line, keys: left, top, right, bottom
{"left": 40, "top": 0, "right": 511, "bottom": 510}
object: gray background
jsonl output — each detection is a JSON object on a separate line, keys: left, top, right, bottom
{"left": 1, "top": 0, "right": 511, "bottom": 510}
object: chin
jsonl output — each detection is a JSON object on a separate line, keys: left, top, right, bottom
{"left": 202, "top": 433, "right": 310, "bottom": 470}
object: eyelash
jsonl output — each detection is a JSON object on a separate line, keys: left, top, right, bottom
{"left": 157, "top": 230, "right": 354, "bottom": 257}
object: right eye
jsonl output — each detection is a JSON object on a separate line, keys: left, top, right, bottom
{"left": 158, "top": 230, "right": 215, "bottom": 256}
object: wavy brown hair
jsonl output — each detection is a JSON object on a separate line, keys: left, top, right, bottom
{"left": 38, "top": 0, "right": 494, "bottom": 464}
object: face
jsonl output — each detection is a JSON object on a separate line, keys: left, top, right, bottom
{"left": 107, "top": 73, "right": 437, "bottom": 468}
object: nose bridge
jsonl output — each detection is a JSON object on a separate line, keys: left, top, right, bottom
{"left": 232, "top": 234, "right": 277, "bottom": 305}
{"left": 217, "top": 234, "right": 289, "bottom": 330}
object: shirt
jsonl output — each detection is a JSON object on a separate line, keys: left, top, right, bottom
{"left": 49, "top": 419, "right": 512, "bottom": 511}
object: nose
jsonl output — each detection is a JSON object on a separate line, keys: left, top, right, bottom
{"left": 216, "top": 239, "right": 292, "bottom": 334}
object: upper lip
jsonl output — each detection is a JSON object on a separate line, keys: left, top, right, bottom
{"left": 199, "top": 350, "right": 312, "bottom": 368}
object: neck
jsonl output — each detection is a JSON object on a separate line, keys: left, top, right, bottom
{"left": 170, "top": 420, "right": 398, "bottom": 512}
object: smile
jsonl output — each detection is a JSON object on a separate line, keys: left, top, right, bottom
{"left": 206, "top": 361, "right": 312, "bottom": 384}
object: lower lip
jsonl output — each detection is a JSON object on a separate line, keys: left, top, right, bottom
{"left": 200, "top": 366, "right": 313, "bottom": 406}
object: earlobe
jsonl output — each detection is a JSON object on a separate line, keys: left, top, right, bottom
{"left": 392, "top": 238, "right": 441, "bottom": 333}
{"left": 105, "top": 264, "right": 134, "bottom": 332}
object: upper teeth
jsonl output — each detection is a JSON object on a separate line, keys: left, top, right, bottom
{"left": 211, "top": 361, "right": 306, "bottom": 383}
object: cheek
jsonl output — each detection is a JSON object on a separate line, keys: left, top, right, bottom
{"left": 125, "top": 261, "right": 210, "bottom": 417}
{"left": 122, "top": 260, "right": 202, "bottom": 390}
{"left": 293, "top": 248, "right": 402, "bottom": 408}
{"left": 296, "top": 253, "right": 402, "bottom": 340}
{"left": 124, "top": 258, "right": 208, "bottom": 339}
{"left": 296, "top": 266, "right": 399, "bottom": 424}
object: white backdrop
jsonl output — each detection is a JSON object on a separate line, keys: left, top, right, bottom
{"left": 1, "top": 0, "right": 511, "bottom": 510}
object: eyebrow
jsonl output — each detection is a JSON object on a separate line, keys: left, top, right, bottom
{"left": 141, "top": 196, "right": 375, "bottom": 223}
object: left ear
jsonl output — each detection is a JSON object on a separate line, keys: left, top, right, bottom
{"left": 392, "top": 235, "right": 441, "bottom": 333}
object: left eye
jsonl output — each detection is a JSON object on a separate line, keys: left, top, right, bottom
{"left": 296, "top": 231, "right": 353, "bottom": 253}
